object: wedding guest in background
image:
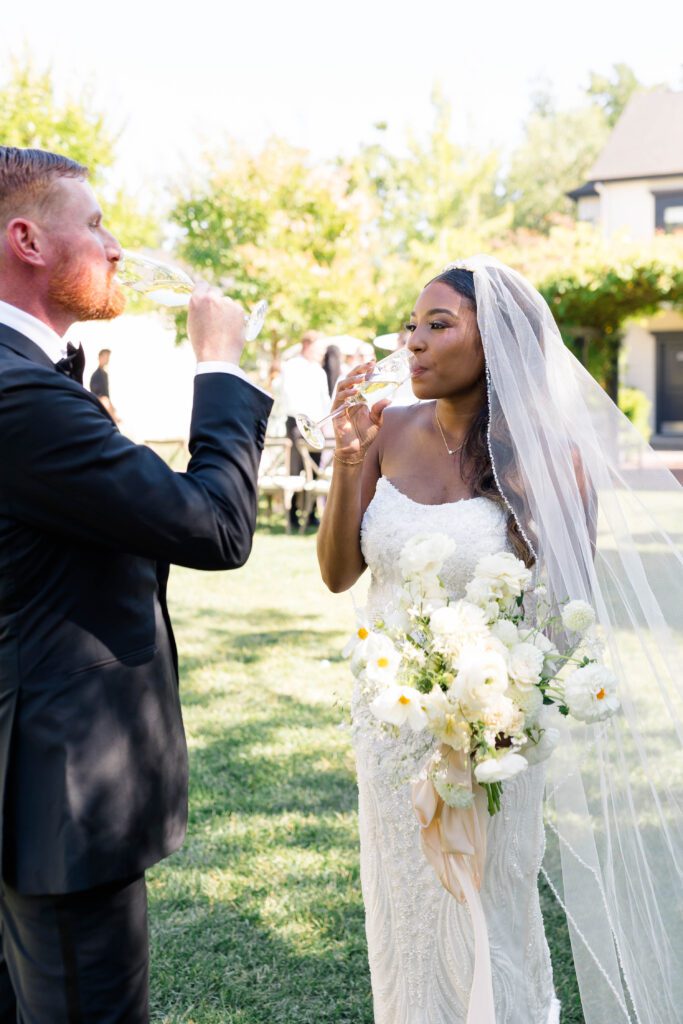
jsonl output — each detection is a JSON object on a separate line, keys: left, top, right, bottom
{"left": 281, "top": 330, "right": 329, "bottom": 530}
{"left": 89, "top": 347, "right": 119, "bottom": 421}
{"left": 322, "top": 344, "right": 342, "bottom": 398}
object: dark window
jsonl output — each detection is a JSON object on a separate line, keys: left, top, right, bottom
{"left": 654, "top": 191, "right": 683, "bottom": 233}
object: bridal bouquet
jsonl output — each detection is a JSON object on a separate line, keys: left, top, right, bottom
{"left": 346, "top": 533, "right": 620, "bottom": 814}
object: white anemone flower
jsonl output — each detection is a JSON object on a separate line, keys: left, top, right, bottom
{"left": 370, "top": 685, "right": 428, "bottom": 732}
{"left": 342, "top": 612, "right": 372, "bottom": 659}
{"left": 474, "top": 751, "right": 528, "bottom": 784}
{"left": 363, "top": 633, "right": 402, "bottom": 686}
{"left": 422, "top": 686, "right": 470, "bottom": 751}
{"left": 564, "top": 663, "right": 620, "bottom": 722}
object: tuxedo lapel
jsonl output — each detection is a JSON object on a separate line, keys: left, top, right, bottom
{"left": 0, "top": 323, "right": 57, "bottom": 371}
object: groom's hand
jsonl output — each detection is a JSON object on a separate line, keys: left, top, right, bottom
{"left": 188, "top": 283, "right": 246, "bottom": 365}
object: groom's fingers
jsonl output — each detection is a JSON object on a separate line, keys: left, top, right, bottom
{"left": 188, "top": 285, "right": 246, "bottom": 364}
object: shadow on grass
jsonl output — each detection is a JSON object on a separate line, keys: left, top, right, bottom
{"left": 149, "top": 889, "right": 372, "bottom": 1024}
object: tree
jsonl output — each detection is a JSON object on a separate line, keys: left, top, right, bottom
{"left": 171, "top": 137, "right": 387, "bottom": 360}
{"left": 0, "top": 56, "right": 158, "bottom": 249}
{"left": 506, "top": 104, "right": 608, "bottom": 231}
{"left": 349, "top": 86, "right": 506, "bottom": 254}
{"left": 503, "top": 224, "right": 683, "bottom": 401}
{"left": 586, "top": 63, "right": 644, "bottom": 127}
{"left": 506, "top": 64, "right": 644, "bottom": 233}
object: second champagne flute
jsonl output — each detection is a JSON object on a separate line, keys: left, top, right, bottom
{"left": 296, "top": 347, "right": 412, "bottom": 450}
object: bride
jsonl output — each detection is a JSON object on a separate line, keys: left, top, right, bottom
{"left": 317, "top": 256, "right": 683, "bottom": 1024}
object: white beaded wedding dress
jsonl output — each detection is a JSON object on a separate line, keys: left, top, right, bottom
{"left": 353, "top": 477, "right": 560, "bottom": 1024}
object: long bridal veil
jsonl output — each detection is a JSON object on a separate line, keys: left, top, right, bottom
{"left": 448, "top": 255, "right": 683, "bottom": 1024}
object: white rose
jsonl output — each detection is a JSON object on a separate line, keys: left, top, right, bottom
{"left": 430, "top": 601, "right": 489, "bottom": 659}
{"left": 362, "top": 633, "right": 402, "bottom": 685}
{"left": 399, "top": 533, "right": 456, "bottom": 580}
{"left": 561, "top": 600, "right": 596, "bottom": 634}
{"left": 508, "top": 682, "right": 543, "bottom": 722}
{"left": 473, "top": 552, "right": 532, "bottom": 600}
{"left": 455, "top": 644, "right": 508, "bottom": 714}
{"left": 508, "top": 642, "right": 544, "bottom": 691}
{"left": 490, "top": 619, "right": 519, "bottom": 648}
{"left": 370, "top": 684, "right": 428, "bottom": 732}
{"left": 474, "top": 752, "right": 528, "bottom": 784}
{"left": 564, "top": 663, "right": 619, "bottom": 722}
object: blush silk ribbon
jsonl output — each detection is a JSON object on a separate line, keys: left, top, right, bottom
{"left": 412, "top": 745, "right": 495, "bottom": 1024}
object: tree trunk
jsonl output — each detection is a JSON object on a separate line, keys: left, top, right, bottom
{"left": 604, "top": 334, "right": 621, "bottom": 405}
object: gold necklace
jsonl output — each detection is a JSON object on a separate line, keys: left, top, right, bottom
{"left": 434, "top": 408, "right": 465, "bottom": 457}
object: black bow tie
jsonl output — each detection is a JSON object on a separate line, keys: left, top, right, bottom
{"left": 55, "top": 343, "right": 85, "bottom": 385}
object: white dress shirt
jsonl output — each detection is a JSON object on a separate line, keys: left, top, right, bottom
{"left": 0, "top": 300, "right": 269, "bottom": 397}
{"left": 280, "top": 355, "right": 330, "bottom": 420}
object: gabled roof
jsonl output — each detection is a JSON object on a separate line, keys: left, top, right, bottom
{"left": 587, "top": 89, "right": 683, "bottom": 182}
{"left": 567, "top": 181, "right": 599, "bottom": 201}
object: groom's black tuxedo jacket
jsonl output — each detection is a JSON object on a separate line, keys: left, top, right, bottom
{"left": 0, "top": 324, "right": 272, "bottom": 895}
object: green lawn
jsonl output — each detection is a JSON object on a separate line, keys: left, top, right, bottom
{"left": 149, "top": 527, "right": 582, "bottom": 1023}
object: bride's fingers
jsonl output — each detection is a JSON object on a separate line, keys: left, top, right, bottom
{"left": 369, "top": 399, "right": 391, "bottom": 427}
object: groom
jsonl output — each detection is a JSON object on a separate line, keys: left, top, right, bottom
{"left": 0, "top": 147, "right": 272, "bottom": 1022}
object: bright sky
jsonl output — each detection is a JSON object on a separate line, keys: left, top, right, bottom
{"left": 4, "top": 0, "right": 682, "bottom": 198}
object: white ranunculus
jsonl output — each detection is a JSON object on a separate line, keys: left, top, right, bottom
{"left": 455, "top": 644, "right": 509, "bottom": 714}
{"left": 508, "top": 642, "right": 544, "bottom": 691}
{"left": 564, "top": 663, "right": 620, "bottom": 722}
{"left": 480, "top": 693, "right": 519, "bottom": 736}
{"left": 561, "top": 600, "right": 596, "bottom": 634}
{"left": 422, "top": 686, "right": 470, "bottom": 751}
{"left": 474, "top": 752, "right": 528, "bottom": 784}
{"left": 370, "top": 684, "right": 428, "bottom": 732}
{"left": 399, "top": 533, "right": 456, "bottom": 580}
{"left": 508, "top": 682, "right": 543, "bottom": 722}
{"left": 523, "top": 723, "right": 561, "bottom": 765}
{"left": 400, "top": 576, "right": 447, "bottom": 618}
{"left": 473, "top": 551, "right": 532, "bottom": 600}
{"left": 490, "top": 619, "right": 519, "bottom": 648}
{"left": 465, "top": 577, "right": 501, "bottom": 622}
{"left": 362, "top": 633, "right": 402, "bottom": 686}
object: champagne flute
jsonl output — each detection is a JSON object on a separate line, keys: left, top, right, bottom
{"left": 117, "top": 250, "right": 268, "bottom": 342}
{"left": 296, "top": 347, "right": 412, "bottom": 450}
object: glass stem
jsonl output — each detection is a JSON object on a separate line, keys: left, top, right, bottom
{"left": 311, "top": 402, "right": 354, "bottom": 432}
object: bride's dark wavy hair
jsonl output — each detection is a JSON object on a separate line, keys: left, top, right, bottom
{"left": 430, "top": 267, "right": 535, "bottom": 567}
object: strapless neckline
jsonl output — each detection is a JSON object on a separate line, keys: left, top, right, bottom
{"left": 380, "top": 477, "right": 488, "bottom": 509}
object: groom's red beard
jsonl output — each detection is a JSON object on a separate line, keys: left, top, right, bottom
{"left": 47, "top": 251, "right": 127, "bottom": 321}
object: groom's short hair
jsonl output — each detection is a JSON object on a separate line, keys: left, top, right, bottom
{"left": 0, "top": 147, "right": 89, "bottom": 227}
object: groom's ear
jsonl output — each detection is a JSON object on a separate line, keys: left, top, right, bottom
{"left": 5, "top": 216, "right": 47, "bottom": 267}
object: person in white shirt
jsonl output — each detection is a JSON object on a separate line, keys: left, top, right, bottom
{"left": 281, "top": 331, "right": 330, "bottom": 529}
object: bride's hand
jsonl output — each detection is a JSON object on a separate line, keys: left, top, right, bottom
{"left": 332, "top": 362, "right": 390, "bottom": 459}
